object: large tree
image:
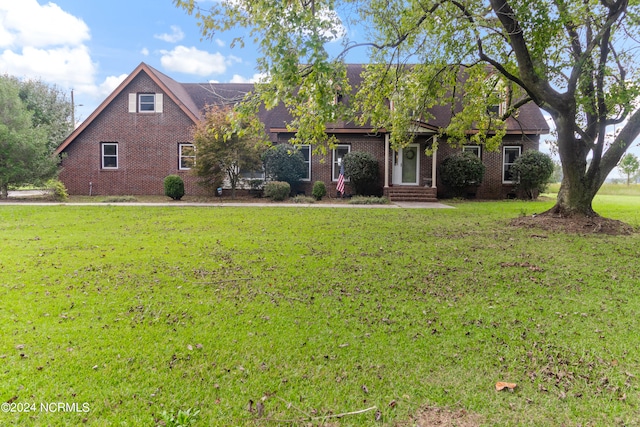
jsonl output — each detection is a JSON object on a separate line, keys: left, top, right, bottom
{"left": 176, "top": 0, "right": 640, "bottom": 218}
{"left": 15, "top": 78, "right": 74, "bottom": 153}
{"left": 0, "top": 76, "right": 59, "bottom": 198}
{"left": 191, "top": 105, "right": 267, "bottom": 198}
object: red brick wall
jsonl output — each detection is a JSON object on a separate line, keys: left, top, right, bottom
{"left": 59, "top": 71, "right": 541, "bottom": 200}
{"left": 276, "top": 133, "right": 388, "bottom": 196}
{"left": 259, "top": 133, "right": 541, "bottom": 200}
{"left": 59, "top": 72, "right": 209, "bottom": 196}
{"left": 436, "top": 135, "right": 541, "bottom": 199}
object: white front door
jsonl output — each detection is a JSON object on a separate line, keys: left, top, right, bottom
{"left": 392, "top": 144, "right": 420, "bottom": 185}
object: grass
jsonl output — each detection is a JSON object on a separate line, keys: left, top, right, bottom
{"left": 1, "top": 199, "right": 640, "bottom": 426}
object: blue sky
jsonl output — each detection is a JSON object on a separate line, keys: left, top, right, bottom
{"left": 0, "top": 0, "right": 266, "bottom": 123}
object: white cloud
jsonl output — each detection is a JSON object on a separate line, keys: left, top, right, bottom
{"left": 0, "top": 0, "right": 90, "bottom": 48}
{"left": 0, "top": 0, "right": 96, "bottom": 93}
{"left": 92, "top": 74, "right": 127, "bottom": 98}
{"left": 215, "top": 39, "right": 225, "bottom": 47}
{"left": 0, "top": 45, "right": 96, "bottom": 89}
{"left": 141, "top": 47, "right": 150, "bottom": 56}
{"left": 154, "top": 25, "right": 185, "bottom": 43}
{"left": 230, "top": 73, "right": 268, "bottom": 83}
{"left": 160, "top": 45, "right": 231, "bottom": 76}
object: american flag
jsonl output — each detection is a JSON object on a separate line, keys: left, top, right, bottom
{"left": 336, "top": 162, "right": 345, "bottom": 195}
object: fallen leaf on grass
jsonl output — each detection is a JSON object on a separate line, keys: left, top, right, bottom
{"left": 495, "top": 382, "right": 517, "bottom": 391}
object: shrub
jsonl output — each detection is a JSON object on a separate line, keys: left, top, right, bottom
{"left": 164, "top": 175, "right": 185, "bottom": 200}
{"left": 439, "top": 152, "right": 486, "bottom": 197}
{"left": 312, "top": 181, "right": 327, "bottom": 200}
{"left": 264, "top": 181, "right": 290, "bottom": 201}
{"left": 263, "top": 144, "right": 307, "bottom": 187}
{"left": 342, "top": 151, "right": 380, "bottom": 196}
{"left": 46, "top": 179, "right": 68, "bottom": 202}
{"left": 348, "top": 196, "right": 390, "bottom": 205}
{"left": 511, "top": 150, "right": 554, "bottom": 199}
{"left": 292, "top": 195, "right": 315, "bottom": 204}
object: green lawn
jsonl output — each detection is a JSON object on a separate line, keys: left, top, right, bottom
{"left": 1, "top": 199, "right": 639, "bottom": 426}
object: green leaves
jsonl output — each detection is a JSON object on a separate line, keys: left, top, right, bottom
{"left": 0, "top": 76, "right": 59, "bottom": 197}
{"left": 191, "top": 105, "right": 268, "bottom": 197}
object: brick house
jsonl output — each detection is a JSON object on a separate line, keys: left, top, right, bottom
{"left": 55, "top": 62, "right": 549, "bottom": 200}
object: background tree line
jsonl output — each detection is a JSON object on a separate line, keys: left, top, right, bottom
{"left": 0, "top": 75, "right": 72, "bottom": 198}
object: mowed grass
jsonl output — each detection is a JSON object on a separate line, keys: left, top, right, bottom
{"left": 1, "top": 199, "right": 640, "bottom": 426}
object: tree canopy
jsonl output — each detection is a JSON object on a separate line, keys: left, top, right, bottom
{"left": 15, "top": 78, "right": 73, "bottom": 153}
{"left": 191, "top": 105, "right": 267, "bottom": 198}
{"left": 618, "top": 153, "right": 640, "bottom": 185}
{"left": 0, "top": 76, "right": 61, "bottom": 198}
{"left": 176, "top": 0, "right": 640, "bottom": 218}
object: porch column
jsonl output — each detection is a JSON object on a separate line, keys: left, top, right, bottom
{"left": 431, "top": 137, "right": 437, "bottom": 188}
{"left": 384, "top": 133, "right": 390, "bottom": 188}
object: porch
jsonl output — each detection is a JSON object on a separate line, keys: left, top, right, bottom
{"left": 383, "top": 133, "right": 439, "bottom": 202}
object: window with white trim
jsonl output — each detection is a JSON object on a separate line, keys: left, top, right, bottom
{"left": 128, "top": 93, "right": 163, "bottom": 113}
{"left": 101, "top": 143, "right": 118, "bottom": 169}
{"left": 332, "top": 145, "right": 350, "bottom": 181}
{"left": 139, "top": 94, "right": 155, "bottom": 112}
{"left": 179, "top": 144, "right": 195, "bottom": 170}
{"left": 503, "top": 146, "right": 521, "bottom": 183}
{"left": 299, "top": 145, "right": 311, "bottom": 181}
{"left": 463, "top": 145, "right": 481, "bottom": 158}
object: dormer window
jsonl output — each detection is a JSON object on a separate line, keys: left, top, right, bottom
{"left": 128, "top": 93, "right": 163, "bottom": 113}
{"left": 487, "top": 98, "right": 506, "bottom": 117}
{"left": 139, "top": 94, "right": 156, "bottom": 112}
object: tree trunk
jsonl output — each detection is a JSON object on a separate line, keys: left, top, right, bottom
{"left": 547, "top": 178, "right": 598, "bottom": 217}
{"left": 545, "top": 118, "right": 601, "bottom": 217}
{"left": 0, "top": 183, "right": 7, "bottom": 199}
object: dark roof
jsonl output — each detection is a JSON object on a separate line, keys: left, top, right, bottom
{"left": 56, "top": 62, "right": 549, "bottom": 154}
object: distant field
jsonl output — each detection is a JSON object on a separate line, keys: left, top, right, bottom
{"left": 1, "top": 201, "right": 639, "bottom": 426}
{"left": 547, "top": 182, "right": 640, "bottom": 197}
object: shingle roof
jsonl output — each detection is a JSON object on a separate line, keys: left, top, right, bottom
{"left": 56, "top": 62, "right": 549, "bottom": 154}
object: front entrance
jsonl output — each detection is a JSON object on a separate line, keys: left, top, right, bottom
{"left": 392, "top": 144, "right": 420, "bottom": 185}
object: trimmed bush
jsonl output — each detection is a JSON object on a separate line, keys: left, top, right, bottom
{"left": 342, "top": 151, "right": 380, "bottom": 196}
{"left": 164, "top": 175, "right": 185, "bottom": 200}
{"left": 312, "top": 181, "right": 327, "bottom": 201}
{"left": 511, "top": 150, "right": 554, "bottom": 199}
{"left": 264, "top": 181, "right": 290, "bottom": 201}
{"left": 46, "top": 179, "right": 68, "bottom": 202}
{"left": 439, "top": 152, "right": 486, "bottom": 197}
{"left": 263, "top": 144, "right": 307, "bottom": 187}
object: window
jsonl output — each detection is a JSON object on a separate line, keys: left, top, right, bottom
{"left": 129, "top": 93, "right": 163, "bottom": 113}
{"left": 299, "top": 145, "right": 311, "bottom": 181}
{"left": 139, "top": 94, "right": 156, "bottom": 112}
{"left": 179, "top": 144, "right": 195, "bottom": 170}
{"left": 463, "top": 145, "right": 481, "bottom": 158}
{"left": 332, "top": 145, "right": 350, "bottom": 181}
{"left": 239, "top": 169, "right": 265, "bottom": 179}
{"left": 102, "top": 143, "right": 118, "bottom": 169}
{"left": 503, "top": 146, "right": 521, "bottom": 183}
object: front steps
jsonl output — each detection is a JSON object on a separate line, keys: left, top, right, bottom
{"left": 385, "top": 186, "right": 438, "bottom": 202}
